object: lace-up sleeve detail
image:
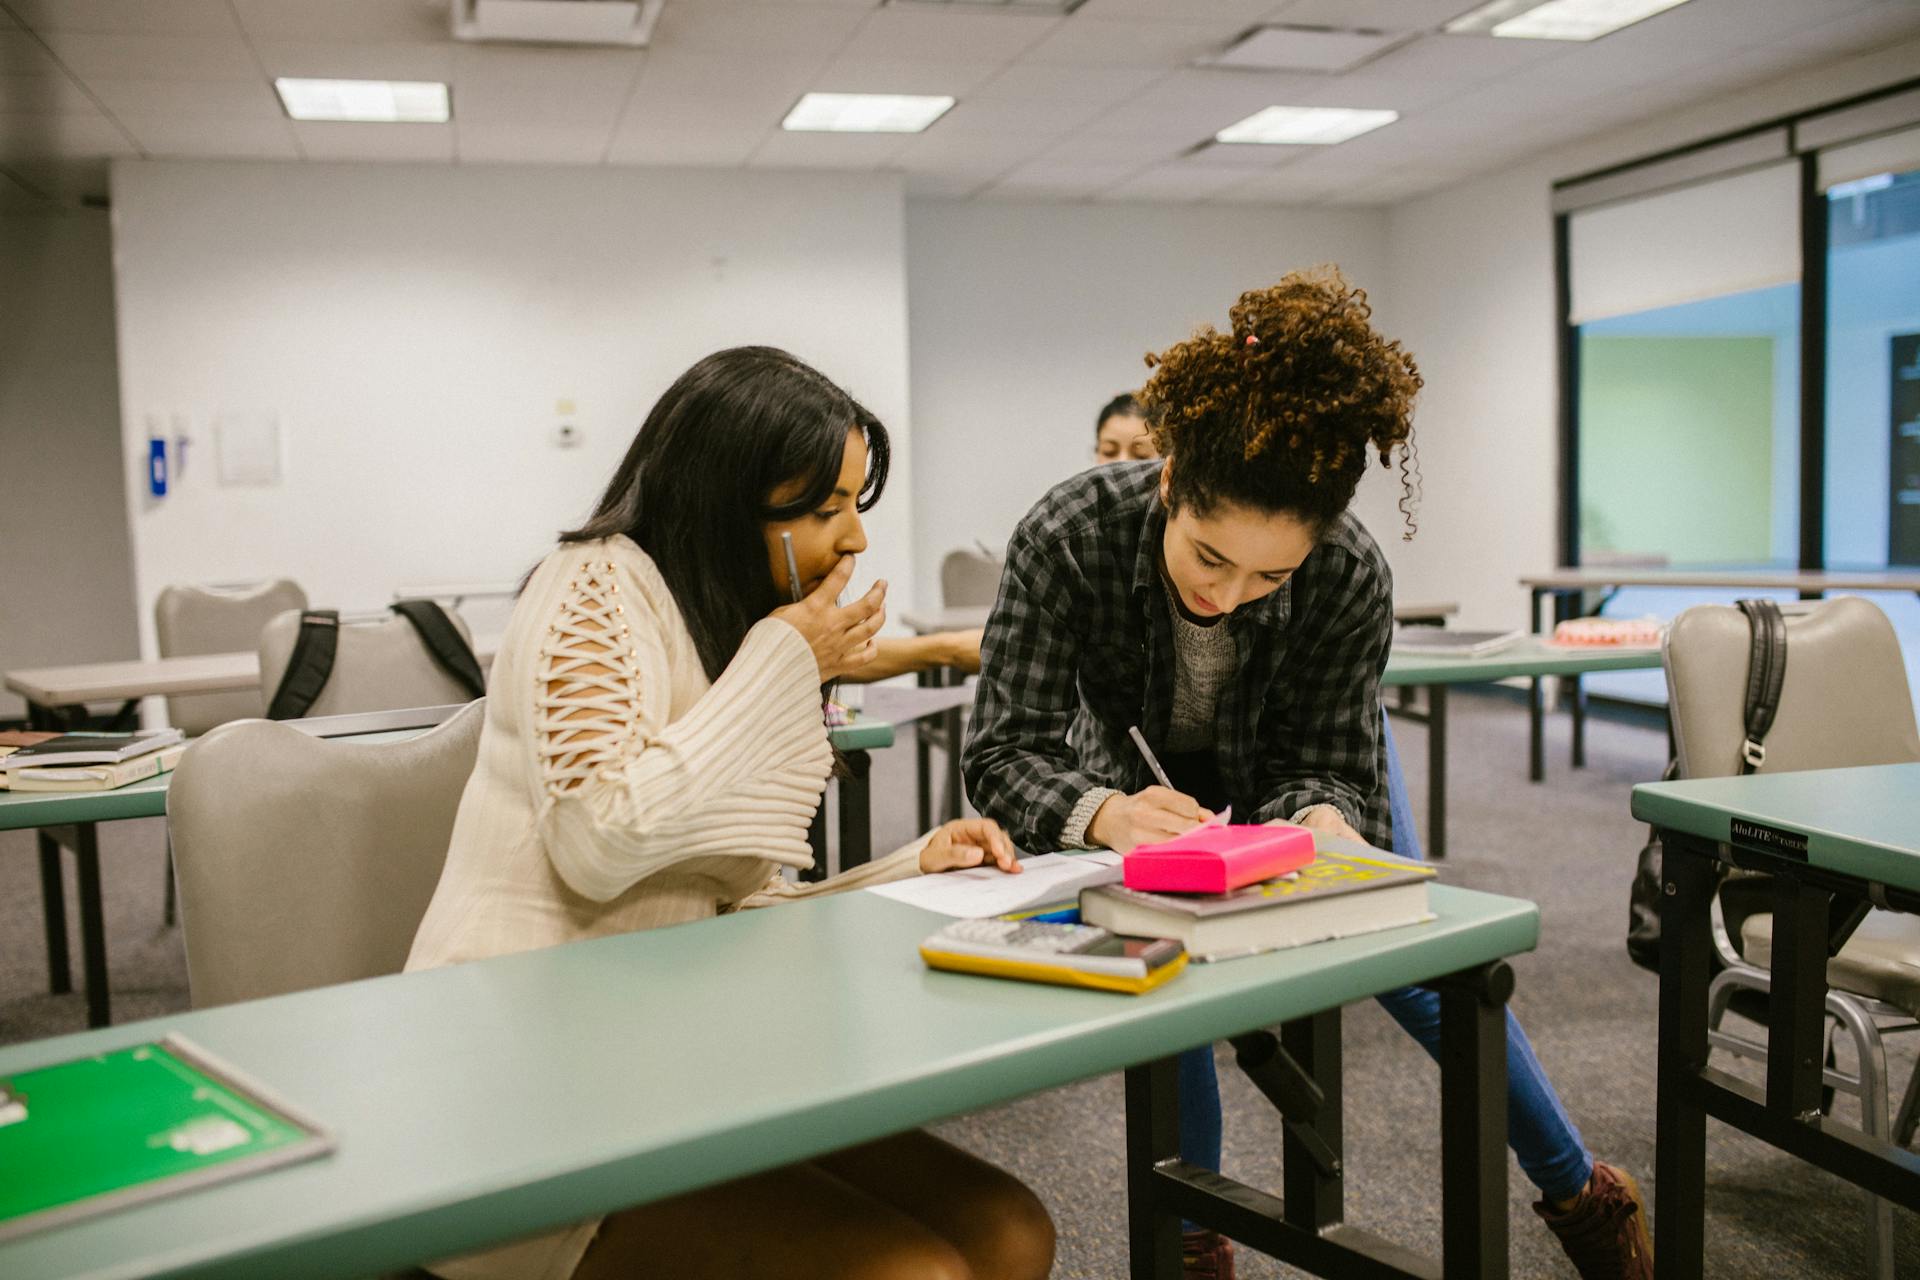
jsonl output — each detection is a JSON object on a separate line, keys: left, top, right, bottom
{"left": 530, "top": 550, "right": 834, "bottom": 904}
{"left": 537, "top": 561, "right": 642, "bottom": 796}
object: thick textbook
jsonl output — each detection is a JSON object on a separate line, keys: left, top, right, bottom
{"left": 1081, "top": 839, "right": 1437, "bottom": 962}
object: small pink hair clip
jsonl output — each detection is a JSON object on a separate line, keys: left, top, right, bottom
{"left": 1245, "top": 334, "right": 1259, "bottom": 346}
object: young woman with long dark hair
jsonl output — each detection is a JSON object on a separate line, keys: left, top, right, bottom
{"left": 408, "top": 346, "right": 1054, "bottom": 1280}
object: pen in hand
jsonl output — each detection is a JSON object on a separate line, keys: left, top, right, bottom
{"left": 1127, "top": 725, "right": 1175, "bottom": 790}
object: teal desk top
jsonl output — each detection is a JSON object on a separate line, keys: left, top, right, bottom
{"left": 1632, "top": 763, "right": 1920, "bottom": 893}
{"left": 0, "top": 722, "right": 895, "bottom": 833}
{"left": 1383, "top": 637, "right": 1661, "bottom": 686}
{"left": 0, "top": 886, "right": 1537, "bottom": 1280}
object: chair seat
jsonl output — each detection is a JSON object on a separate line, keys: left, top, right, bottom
{"left": 1743, "top": 910, "right": 1920, "bottom": 1017}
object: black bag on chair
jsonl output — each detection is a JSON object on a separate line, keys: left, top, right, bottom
{"left": 1624, "top": 598, "right": 1787, "bottom": 973}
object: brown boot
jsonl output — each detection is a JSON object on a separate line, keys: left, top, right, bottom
{"left": 1181, "top": 1228, "right": 1235, "bottom": 1280}
{"left": 1533, "top": 1161, "right": 1653, "bottom": 1280}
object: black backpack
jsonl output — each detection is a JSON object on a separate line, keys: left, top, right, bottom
{"left": 1625, "top": 598, "right": 1787, "bottom": 972}
{"left": 265, "top": 599, "right": 486, "bottom": 721}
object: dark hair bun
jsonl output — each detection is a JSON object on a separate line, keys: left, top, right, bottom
{"left": 1140, "top": 266, "right": 1422, "bottom": 536}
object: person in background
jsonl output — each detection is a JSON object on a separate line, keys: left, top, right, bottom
{"left": 1095, "top": 392, "right": 1158, "bottom": 464}
{"left": 408, "top": 346, "right": 1053, "bottom": 1280}
{"left": 964, "top": 270, "right": 1649, "bottom": 1280}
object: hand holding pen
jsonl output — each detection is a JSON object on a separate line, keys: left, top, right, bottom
{"left": 771, "top": 554, "right": 886, "bottom": 683}
{"left": 1085, "top": 726, "right": 1214, "bottom": 854}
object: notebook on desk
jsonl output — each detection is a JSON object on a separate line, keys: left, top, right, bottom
{"left": 0, "top": 1036, "right": 332, "bottom": 1242}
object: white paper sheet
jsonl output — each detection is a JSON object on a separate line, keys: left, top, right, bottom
{"left": 867, "top": 850, "right": 1124, "bottom": 919}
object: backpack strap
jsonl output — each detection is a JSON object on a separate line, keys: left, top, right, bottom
{"left": 389, "top": 599, "right": 487, "bottom": 699}
{"left": 1734, "top": 598, "right": 1787, "bottom": 774}
{"left": 265, "top": 610, "right": 341, "bottom": 720}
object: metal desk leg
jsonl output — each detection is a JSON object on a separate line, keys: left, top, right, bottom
{"left": 1570, "top": 674, "right": 1587, "bottom": 769}
{"left": 1279, "top": 1012, "right": 1343, "bottom": 1233}
{"left": 942, "top": 703, "right": 964, "bottom": 823}
{"left": 1433, "top": 962, "right": 1512, "bottom": 1280}
{"left": 1428, "top": 685, "right": 1448, "bottom": 860}
{"left": 1528, "top": 677, "right": 1546, "bottom": 783}
{"left": 1125, "top": 1056, "right": 1183, "bottom": 1280}
{"left": 74, "top": 823, "right": 110, "bottom": 1028}
{"left": 839, "top": 750, "right": 873, "bottom": 872}
{"left": 38, "top": 832, "right": 71, "bottom": 994}
{"left": 1766, "top": 873, "right": 1833, "bottom": 1118}
{"left": 1654, "top": 831, "right": 1715, "bottom": 1280}
{"left": 914, "top": 669, "right": 935, "bottom": 832}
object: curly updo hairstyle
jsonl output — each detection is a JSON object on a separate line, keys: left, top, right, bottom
{"left": 1138, "top": 266, "right": 1423, "bottom": 539}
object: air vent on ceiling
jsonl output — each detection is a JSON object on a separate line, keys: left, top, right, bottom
{"left": 1204, "top": 24, "right": 1409, "bottom": 74}
{"left": 885, "top": 0, "right": 1091, "bottom": 14}
{"left": 452, "top": 0, "right": 665, "bottom": 47}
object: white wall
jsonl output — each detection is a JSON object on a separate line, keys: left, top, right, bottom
{"left": 0, "top": 212, "right": 138, "bottom": 719}
{"left": 108, "top": 161, "right": 915, "bottom": 659}
{"left": 904, "top": 200, "right": 1400, "bottom": 610}
{"left": 1386, "top": 36, "right": 1920, "bottom": 633}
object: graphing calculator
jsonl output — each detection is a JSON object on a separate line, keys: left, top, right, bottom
{"left": 920, "top": 918, "right": 1188, "bottom": 995}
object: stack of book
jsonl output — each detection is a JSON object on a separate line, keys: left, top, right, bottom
{"left": 0, "top": 729, "right": 187, "bottom": 794}
{"left": 1081, "top": 834, "right": 1438, "bottom": 962}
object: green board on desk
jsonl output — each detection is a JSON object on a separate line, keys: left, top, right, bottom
{"left": 0, "top": 1035, "right": 332, "bottom": 1242}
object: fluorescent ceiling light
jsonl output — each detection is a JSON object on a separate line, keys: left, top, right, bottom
{"left": 783, "top": 92, "right": 955, "bottom": 133}
{"left": 1444, "top": 0, "right": 1693, "bottom": 41}
{"left": 275, "top": 78, "right": 450, "bottom": 123}
{"left": 1215, "top": 106, "right": 1398, "bottom": 146}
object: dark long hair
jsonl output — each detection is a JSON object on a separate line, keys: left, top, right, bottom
{"left": 561, "top": 347, "right": 890, "bottom": 680}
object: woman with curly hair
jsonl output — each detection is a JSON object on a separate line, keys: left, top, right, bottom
{"left": 963, "top": 270, "right": 1648, "bottom": 1280}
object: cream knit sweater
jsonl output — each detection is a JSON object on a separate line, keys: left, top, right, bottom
{"left": 407, "top": 534, "right": 927, "bottom": 1280}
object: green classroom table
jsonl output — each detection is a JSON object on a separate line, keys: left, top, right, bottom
{"left": 1383, "top": 638, "right": 1662, "bottom": 860}
{"left": 0, "top": 885, "right": 1538, "bottom": 1280}
{"left": 1631, "top": 763, "right": 1920, "bottom": 1279}
{"left": 4, "top": 719, "right": 895, "bottom": 1032}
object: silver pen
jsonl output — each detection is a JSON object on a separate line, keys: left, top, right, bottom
{"left": 1127, "top": 725, "right": 1174, "bottom": 790}
{"left": 780, "top": 531, "right": 804, "bottom": 603}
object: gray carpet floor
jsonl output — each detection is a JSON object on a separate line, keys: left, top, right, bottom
{"left": 3, "top": 692, "right": 1914, "bottom": 1277}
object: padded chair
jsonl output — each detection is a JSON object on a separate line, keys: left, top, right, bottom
{"left": 258, "top": 608, "right": 481, "bottom": 719}
{"left": 1665, "top": 596, "right": 1920, "bottom": 1279}
{"left": 165, "top": 700, "right": 484, "bottom": 1008}
{"left": 939, "top": 548, "right": 1002, "bottom": 609}
{"left": 155, "top": 580, "right": 308, "bottom": 735}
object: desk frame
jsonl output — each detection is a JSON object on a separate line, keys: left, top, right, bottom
{"left": 1130, "top": 961, "right": 1513, "bottom": 1280}
{"left": 1653, "top": 828, "right": 1920, "bottom": 1278}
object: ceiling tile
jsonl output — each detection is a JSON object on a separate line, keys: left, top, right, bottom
{"left": 37, "top": 31, "right": 260, "bottom": 80}
{"left": 987, "top": 157, "right": 1143, "bottom": 199}
{"left": 903, "top": 169, "right": 994, "bottom": 198}
{"left": 836, "top": 8, "right": 1062, "bottom": 66}
{"left": 648, "top": 3, "right": 870, "bottom": 60}
{"left": 120, "top": 114, "right": 299, "bottom": 158}
{"left": 0, "top": 72, "right": 99, "bottom": 114}
{"left": 932, "top": 95, "right": 1103, "bottom": 138}
{"left": 0, "top": 30, "right": 63, "bottom": 74}
{"left": 1075, "top": 0, "right": 1281, "bottom": 23}
{"left": 1096, "top": 160, "right": 1254, "bottom": 201}
{"left": 1030, "top": 131, "right": 1187, "bottom": 168}
{"left": 250, "top": 40, "right": 456, "bottom": 82}
{"left": 229, "top": 0, "right": 445, "bottom": 44}
{"left": 969, "top": 61, "right": 1150, "bottom": 106}
{"left": 748, "top": 127, "right": 911, "bottom": 170}
{"left": 1273, "top": 0, "right": 1478, "bottom": 32}
{"left": 1179, "top": 138, "right": 1305, "bottom": 168}
{"left": 452, "top": 46, "right": 644, "bottom": 128}
{"left": 807, "top": 56, "right": 1005, "bottom": 97}
{"left": 0, "top": 110, "right": 132, "bottom": 157}
{"left": 1308, "top": 33, "right": 1573, "bottom": 111}
{"left": 8, "top": 1, "right": 238, "bottom": 37}
{"left": 1076, "top": 67, "right": 1329, "bottom": 139}
{"left": 1022, "top": 18, "right": 1244, "bottom": 67}
{"left": 456, "top": 121, "right": 610, "bottom": 165}
{"left": 626, "top": 48, "right": 822, "bottom": 119}
{"left": 86, "top": 76, "right": 283, "bottom": 119}
{"left": 605, "top": 118, "right": 764, "bottom": 167}
{"left": 291, "top": 121, "right": 453, "bottom": 162}
{"left": 891, "top": 126, "right": 1043, "bottom": 172}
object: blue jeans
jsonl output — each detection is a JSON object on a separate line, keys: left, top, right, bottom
{"left": 1175, "top": 712, "right": 1594, "bottom": 1204}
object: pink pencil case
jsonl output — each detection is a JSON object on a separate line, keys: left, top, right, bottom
{"left": 1123, "top": 824, "right": 1316, "bottom": 894}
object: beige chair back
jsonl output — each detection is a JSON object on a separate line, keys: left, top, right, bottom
{"left": 1665, "top": 596, "right": 1920, "bottom": 780}
{"left": 167, "top": 700, "right": 484, "bottom": 1007}
{"left": 941, "top": 548, "right": 1002, "bottom": 608}
{"left": 259, "top": 608, "right": 479, "bottom": 719}
{"left": 155, "top": 580, "right": 307, "bottom": 735}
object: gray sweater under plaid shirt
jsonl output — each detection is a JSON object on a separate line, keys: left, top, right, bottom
{"left": 962, "top": 460, "right": 1395, "bottom": 852}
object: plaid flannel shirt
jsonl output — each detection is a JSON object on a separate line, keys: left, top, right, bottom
{"left": 962, "top": 460, "right": 1394, "bottom": 851}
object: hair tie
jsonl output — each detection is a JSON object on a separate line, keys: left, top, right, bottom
{"left": 1244, "top": 334, "right": 1259, "bottom": 347}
